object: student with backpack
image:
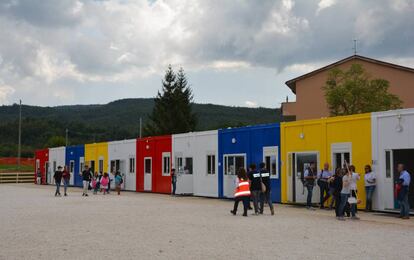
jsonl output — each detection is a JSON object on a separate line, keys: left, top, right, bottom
{"left": 115, "top": 171, "right": 123, "bottom": 195}
{"left": 100, "top": 173, "right": 110, "bottom": 195}
{"left": 81, "top": 166, "right": 93, "bottom": 197}
{"left": 230, "top": 168, "right": 251, "bottom": 217}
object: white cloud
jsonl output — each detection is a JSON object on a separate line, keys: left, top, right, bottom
{"left": 0, "top": 83, "right": 15, "bottom": 104}
{"left": 245, "top": 100, "right": 258, "bottom": 108}
{"left": 316, "top": 0, "right": 337, "bottom": 14}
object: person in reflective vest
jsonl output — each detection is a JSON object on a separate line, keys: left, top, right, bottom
{"left": 230, "top": 168, "right": 251, "bottom": 217}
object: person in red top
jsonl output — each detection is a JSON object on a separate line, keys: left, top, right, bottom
{"left": 230, "top": 168, "right": 251, "bottom": 217}
{"left": 62, "top": 166, "right": 71, "bottom": 196}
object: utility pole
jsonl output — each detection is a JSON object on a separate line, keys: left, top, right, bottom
{"left": 17, "top": 100, "right": 22, "bottom": 173}
{"left": 139, "top": 117, "right": 142, "bottom": 138}
{"left": 65, "top": 128, "right": 69, "bottom": 147}
{"left": 353, "top": 39, "right": 357, "bottom": 55}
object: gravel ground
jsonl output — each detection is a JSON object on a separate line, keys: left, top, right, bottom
{"left": 0, "top": 184, "right": 413, "bottom": 260}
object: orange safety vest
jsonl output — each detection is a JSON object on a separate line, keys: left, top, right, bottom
{"left": 234, "top": 178, "right": 251, "bottom": 197}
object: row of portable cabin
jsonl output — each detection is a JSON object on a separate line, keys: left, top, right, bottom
{"left": 35, "top": 109, "right": 414, "bottom": 212}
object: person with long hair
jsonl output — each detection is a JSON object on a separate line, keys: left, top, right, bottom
{"left": 230, "top": 168, "right": 251, "bottom": 217}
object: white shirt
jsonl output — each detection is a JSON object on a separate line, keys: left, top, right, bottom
{"left": 349, "top": 172, "right": 360, "bottom": 190}
{"left": 318, "top": 170, "right": 332, "bottom": 180}
{"left": 364, "top": 172, "right": 376, "bottom": 187}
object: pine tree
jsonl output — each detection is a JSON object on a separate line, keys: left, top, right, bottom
{"left": 145, "top": 66, "right": 197, "bottom": 136}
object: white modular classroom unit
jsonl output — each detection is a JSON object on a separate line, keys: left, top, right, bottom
{"left": 172, "top": 130, "right": 218, "bottom": 197}
{"left": 48, "top": 147, "right": 67, "bottom": 185}
{"left": 108, "top": 139, "right": 136, "bottom": 191}
{"left": 372, "top": 108, "right": 414, "bottom": 211}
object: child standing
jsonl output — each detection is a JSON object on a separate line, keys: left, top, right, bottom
{"left": 100, "top": 173, "right": 110, "bottom": 195}
{"left": 230, "top": 168, "right": 251, "bottom": 217}
{"left": 114, "top": 171, "right": 123, "bottom": 195}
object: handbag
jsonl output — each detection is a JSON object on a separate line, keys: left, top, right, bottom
{"left": 348, "top": 190, "right": 361, "bottom": 204}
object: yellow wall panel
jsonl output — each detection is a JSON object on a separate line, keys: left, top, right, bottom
{"left": 85, "top": 142, "right": 109, "bottom": 174}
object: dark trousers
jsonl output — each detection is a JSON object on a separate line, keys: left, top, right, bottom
{"left": 55, "top": 182, "right": 61, "bottom": 195}
{"left": 318, "top": 181, "right": 330, "bottom": 207}
{"left": 172, "top": 182, "right": 176, "bottom": 195}
{"left": 334, "top": 194, "right": 341, "bottom": 217}
{"left": 233, "top": 196, "right": 249, "bottom": 215}
{"left": 306, "top": 184, "right": 314, "bottom": 207}
{"left": 63, "top": 179, "right": 69, "bottom": 194}
{"left": 260, "top": 190, "right": 274, "bottom": 213}
{"left": 251, "top": 190, "right": 261, "bottom": 213}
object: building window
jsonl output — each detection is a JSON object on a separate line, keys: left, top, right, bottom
{"left": 144, "top": 158, "right": 152, "bottom": 174}
{"left": 264, "top": 155, "right": 278, "bottom": 178}
{"left": 69, "top": 160, "right": 75, "bottom": 174}
{"left": 224, "top": 155, "right": 245, "bottom": 175}
{"left": 175, "top": 157, "right": 183, "bottom": 174}
{"left": 53, "top": 161, "right": 57, "bottom": 172}
{"left": 162, "top": 152, "right": 171, "bottom": 176}
{"left": 207, "top": 155, "right": 216, "bottom": 174}
{"left": 184, "top": 157, "right": 193, "bottom": 174}
{"left": 99, "top": 159, "right": 104, "bottom": 173}
{"left": 385, "top": 151, "right": 391, "bottom": 178}
{"left": 129, "top": 158, "right": 135, "bottom": 173}
{"left": 90, "top": 160, "right": 95, "bottom": 173}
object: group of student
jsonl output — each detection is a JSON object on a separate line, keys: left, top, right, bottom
{"left": 36, "top": 166, "right": 124, "bottom": 197}
{"left": 230, "top": 163, "right": 274, "bottom": 217}
{"left": 303, "top": 162, "right": 411, "bottom": 220}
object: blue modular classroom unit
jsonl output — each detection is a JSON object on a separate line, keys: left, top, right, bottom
{"left": 218, "top": 124, "right": 281, "bottom": 202}
{"left": 65, "top": 145, "right": 85, "bottom": 187}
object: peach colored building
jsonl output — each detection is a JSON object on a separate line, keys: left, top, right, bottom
{"left": 282, "top": 55, "right": 414, "bottom": 120}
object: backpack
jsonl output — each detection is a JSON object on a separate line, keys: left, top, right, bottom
{"left": 119, "top": 176, "right": 123, "bottom": 184}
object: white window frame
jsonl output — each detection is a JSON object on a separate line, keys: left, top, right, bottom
{"left": 175, "top": 156, "right": 183, "bottom": 174}
{"left": 129, "top": 157, "right": 135, "bottom": 173}
{"left": 53, "top": 161, "right": 57, "bottom": 172}
{"left": 331, "top": 142, "right": 352, "bottom": 170}
{"left": 162, "top": 152, "right": 171, "bottom": 176}
{"left": 223, "top": 153, "right": 246, "bottom": 175}
{"left": 263, "top": 146, "right": 279, "bottom": 179}
{"left": 207, "top": 154, "right": 216, "bottom": 175}
{"left": 79, "top": 157, "right": 85, "bottom": 174}
{"left": 98, "top": 156, "right": 104, "bottom": 173}
{"left": 69, "top": 160, "right": 75, "bottom": 174}
{"left": 144, "top": 157, "right": 152, "bottom": 175}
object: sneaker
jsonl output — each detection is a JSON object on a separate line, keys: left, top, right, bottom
{"left": 242, "top": 213, "right": 247, "bottom": 217}
{"left": 85, "top": 194, "right": 88, "bottom": 197}
{"left": 402, "top": 216, "right": 410, "bottom": 220}
{"left": 64, "top": 193, "right": 67, "bottom": 196}
{"left": 230, "top": 210, "right": 236, "bottom": 215}
{"left": 351, "top": 216, "right": 360, "bottom": 220}
{"left": 271, "top": 208, "right": 275, "bottom": 215}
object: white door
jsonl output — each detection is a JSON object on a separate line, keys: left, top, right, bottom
{"left": 223, "top": 154, "right": 246, "bottom": 198}
{"left": 291, "top": 153, "right": 319, "bottom": 204}
{"left": 126, "top": 157, "right": 136, "bottom": 191}
{"left": 69, "top": 160, "right": 75, "bottom": 185}
{"left": 144, "top": 157, "right": 152, "bottom": 191}
{"left": 176, "top": 156, "right": 193, "bottom": 194}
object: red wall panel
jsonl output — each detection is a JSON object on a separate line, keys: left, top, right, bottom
{"left": 34, "top": 149, "right": 49, "bottom": 184}
{"left": 136, "top": 135, "right": 171, "bottom": 194}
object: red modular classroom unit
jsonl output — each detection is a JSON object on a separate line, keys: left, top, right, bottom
{"left": 34, "top": 149, "right": 49, "bottom": 184}
{"left": 136, "top": 135, "right": 172, "bottom": 194}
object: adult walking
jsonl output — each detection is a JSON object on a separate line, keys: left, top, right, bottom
{"left": 171, "top": 168, "right": 177, "bottom": 195}
{"left": 62, "top": 166, "right": 70, "bottom": 196}
{"left": 230, "top": 168, "right": 251, "bottom": 217}
{"left": 304, "top": 162, "right": 317, "bottom": 210}
{"left": 81, "top": 166, "right": 92, "bottom": 197}
{"left": 318, "top": 163, "right": 332, "bottom": 209}
{"left": 248, "top": 164, "right": 261, "bottom": 214}
{"left": 259, "top": 162, "right": 274, "bottom": 215}
{"left": 53, "top": 166, "right": 63, "bottom": 197}
{"left": 328, "top": 168, "right": 343, "bottom": 218}
{"left": 397, "top": 164, "right": 411, "bottom": 219}
{"left": 364, "top": 165, "right": 376, "bottom": 211}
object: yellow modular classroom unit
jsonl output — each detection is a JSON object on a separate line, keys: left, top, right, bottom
{"left": 85, "top": 142, "right": 109, "bottom": 175}
{"left": 281, "top": 113, "right": 371, "bottom": 208}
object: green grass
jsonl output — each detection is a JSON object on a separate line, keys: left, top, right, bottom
{"left": 0, "top": 164, "right": 34, "bottom": 172}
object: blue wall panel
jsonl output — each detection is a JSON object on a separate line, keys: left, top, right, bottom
{"left": 65, "top": 145, "right": 85, "bottom": 187}
{"left": 218, "top": 123, "right": 281, "bottom": 202}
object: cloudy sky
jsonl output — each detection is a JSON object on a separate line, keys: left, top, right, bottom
{"left": 0, "top": 0, "right": 413, "bottom": 108}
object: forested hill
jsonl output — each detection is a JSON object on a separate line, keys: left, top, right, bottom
{"left": 0, "top": 98, "right": 282, "bottom": 157}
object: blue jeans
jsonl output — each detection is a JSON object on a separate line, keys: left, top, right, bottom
{"left": 399, "top": 186, "right": 410, "bottom": 217}
{"left": 365, "top": 186, "right": 375, "bottom": 211}
{"left": 172, "top": 182, "right": 176, "bottom": 195}
{"left": 63, "top": 179, "right": 69, "bottom": 194}
{"left": 339, "top": 193, "right": 356, "bottom": 217}
{"left": 306, "top": 185, "right": 314, "bottom": 207}
{"left": 55, "top": 182, "right": 61, "bottom": 195}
